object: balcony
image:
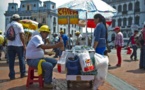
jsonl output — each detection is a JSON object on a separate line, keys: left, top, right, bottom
{"left": 122, "top": 11, "right": 128, "bottom": 15}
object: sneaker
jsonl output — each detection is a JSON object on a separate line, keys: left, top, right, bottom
{"left": 116, "top": 64, "right": 121, "bottom": 67}
{"left": 10, "top": 77, "right": 15, "bottom": 80}
{"left": 44, "top": 83, "right": 53, "bottom": 89}
{"left": 130, "top": 57, "right": 133, "bottom": 61}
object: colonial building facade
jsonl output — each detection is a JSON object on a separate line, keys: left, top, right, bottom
{"left": 103, "top": 0, "right": 145, "bottom": 44}
{"left": 4, "top": 0, "right": 82, "bottom": 36}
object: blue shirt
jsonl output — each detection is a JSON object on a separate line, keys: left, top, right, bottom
{"left": 94, "top": 22, "right": 106, "bottom": 48}
{"left": 61, "top": 34, "right": 68, "bottom": 47}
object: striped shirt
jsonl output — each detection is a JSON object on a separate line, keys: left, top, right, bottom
{"left": 114, "top": 32, "right": 124, "bottom": 46}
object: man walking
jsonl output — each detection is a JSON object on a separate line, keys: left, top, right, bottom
{"left": 127, "top": 30, "right": 139, "bottom": 61}
{"left": 6, "top": 14, "right": 26, "bottom": 80}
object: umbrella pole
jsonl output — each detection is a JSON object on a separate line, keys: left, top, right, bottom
{"left": 68, "top": 16, "right": 70, "bottom": 49}
{"left": 86, "top": 11, "right": 88, "bottom": 45}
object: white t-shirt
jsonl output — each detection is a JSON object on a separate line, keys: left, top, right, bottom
{"left": 6, "top": 21, "right": 24, "bottom": 46}
{"left": 26, "top": 34, "right": 44, "bottom": 59}
{"left": 31, "top": 30, "right": 39, "bottom": 37}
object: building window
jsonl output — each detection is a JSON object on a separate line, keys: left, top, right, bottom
{"left": 34, "top": 4, "right": 36, "bottom": 7}
{"left": 27, "top": 5, "right": 30, "bottom": 11}
{"left": 118, "top": 5, "right": 122, "bottom": 12}
{"left": 11, "top": 6, "right": 14, "bottom": 9}
{"left": 52, "top": 5, "right": 55, "bottom": 9}
{"left": 22, "top": 5, "right": 25, "bottom": 8}
{"left": 111, "top": 33, "right": 115, "bottom": 41}
{"left": 135, "top": 16, "right": 140, "bottom": 25}
{"left": 112, "top": 19, "right": 116, "bottom": 27}
{"left": 128, "top": 17, "right": 132, "bottom": 26}
{"left": 34, "top": 18, "right": 37, "bottom": 21}
{"left": 53, "top": 27, "right": 56, "bottom": 33}
{"left": 118, "top": 18, "right": 122, "bottom": 26}
{"left": 135, "top": 1, "right": 140, "bottom": 9}
{"left": 113, "top": 6, "right": 116, "bottom": 9}
{"left": 42, "top": 18, "right": 46, "bottom": 23}
{"left": 64, "top": 29, "right": 66, "bottom": 33}
{"left": 128, "top": 3, "right": 132, "bottom": 10}
{"left": 123, "top": 33, "right": 127, "bottom": 38}
{"left": 123, "top": 18, "right": 127, "bottom": 26}
{"left": 44, "top": 4, "right": 46, "bottom": 7}
{"left": 123, "top": 4, "right": 127, "bottom": 11}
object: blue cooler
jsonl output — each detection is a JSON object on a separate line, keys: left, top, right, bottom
{"left": 66, "top": 55, "right": 81, "bottom": 75}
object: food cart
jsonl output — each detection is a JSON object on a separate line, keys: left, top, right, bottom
{"left": 57, "top": 45, "right": 97, "bottom": 88}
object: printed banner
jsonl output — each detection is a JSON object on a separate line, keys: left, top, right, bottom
{"left": 58, "top": 8, "right": 79, "bottom": 24}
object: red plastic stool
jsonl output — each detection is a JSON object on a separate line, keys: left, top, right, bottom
{"left": 26, "top": 66, "right": 44, "bottom": 88}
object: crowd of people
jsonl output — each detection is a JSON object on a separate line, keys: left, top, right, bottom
{"left": 0, "top": 13, "right": 144, "bottom": 89}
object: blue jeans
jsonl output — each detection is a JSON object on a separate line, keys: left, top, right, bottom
{"left": 8, "top": 46, "right": 26, "bottom": 79}
{"left": 27, "top": 58, "right": 57, "bottom": 84}
{"left": 140, "top": 45, "right": 145, "bottom": 68}
{"left": 95, "top": 47, "right": 106, "bottom": 55}
{"left": 130, "top": 45, "right": 138, "bottom": 60}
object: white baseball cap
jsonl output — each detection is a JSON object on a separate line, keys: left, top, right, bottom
{"left": 12, "top": 14, "right": 20, "bottom": 19}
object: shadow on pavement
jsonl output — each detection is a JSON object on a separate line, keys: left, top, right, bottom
{"left": 0, "top": 62, "right": 19, "bottom": 67}
{"left": 127, "top": 69, "right": 145, "bottom": 74}
{"left": 108, "top": 66, "right": 118, "bottom": 70}
{"left": 123, "top": 59, "right": 132, "bottom": 62}
{"left": 0, "top": 79, "right": 10, "bottom": 83}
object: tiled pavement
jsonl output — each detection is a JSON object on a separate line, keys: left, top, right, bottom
{"left": 0, "top": 51, "right": 145, "bottom": 90}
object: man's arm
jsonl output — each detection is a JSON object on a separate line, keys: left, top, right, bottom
{"left": 39, "top": 42, "right": 63, "bottom": 50}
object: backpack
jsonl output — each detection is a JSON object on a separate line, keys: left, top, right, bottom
{"left": 6, "top": 26, "right": 16, "bottom": 41}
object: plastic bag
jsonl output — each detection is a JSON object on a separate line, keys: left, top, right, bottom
{"left": 78, "top": 51, "right": 95, "bottom": 72}
{"left": 93, "top": 53, "right": 109, "bottom": 90}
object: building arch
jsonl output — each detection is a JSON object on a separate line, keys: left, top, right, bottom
{"left": 123, "top": 18, "right": 127, "bottom": 26}
{"left": 123, "top": 4, "right": 127, "bottom": 11}
{"left": 118, "top": 5, "right": 122, "bottom": 12}
{"left": 135, "top": 1, "right": 140, "bottom": 9}
{"left": 128, "top": 17, "right": 132, "bottom": 26}
{"left": 128, "top": 3, "right": 132, "bottom": 10}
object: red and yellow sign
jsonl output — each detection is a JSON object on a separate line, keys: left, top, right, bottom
{"left": 58, "top": 8, "right": 79, "bottom": 24}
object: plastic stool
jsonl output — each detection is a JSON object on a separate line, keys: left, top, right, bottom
{"left": 26, "top": 66, "right": 44, "bottom": 88}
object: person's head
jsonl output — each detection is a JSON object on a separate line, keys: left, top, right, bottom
{"left": 11, "top": 14, "right": 20, "bottom": 22}
{"left": 59, "top": 30, "right": 64, "bottom": 35}
{"left": 69, "top": 34, "right": 72, "bottom": 37}
{"left": 94, "top": 14, "right": 108, "bottom": 39}
{"left": 114, "top": 26, "right": 120, "bottom": 33}
{"left": 134, "top": 30, "right": 139, "bottom": 35}
{"left": 94, "top": 14, "right": 105, "bottom": 24}
{"left": 38, "top": 23, "right": 43, "bottom": 29}
{"left": 39, "top": 25, "right": 50, "bottom": 39}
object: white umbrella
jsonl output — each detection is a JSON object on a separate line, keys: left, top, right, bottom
{"left": 58, "top": 0, "right": 117, "bottom": 19}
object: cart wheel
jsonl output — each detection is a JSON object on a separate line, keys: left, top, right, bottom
{"left": 89, "top": 81, "right": 93, "bottom": 88}
{"left": 67, "top": 81, "right": 70, "bottom": 88}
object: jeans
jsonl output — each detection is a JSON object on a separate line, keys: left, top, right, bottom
{"left": 27, "top": 58, "right": 57, "bottom": 84}
{"left": 116, "top": 46, "right": 122, "bottom": 65}
{"left": 130, "top": 45, "right": 138, "bottom": 60}
{"left": 139, "top": 45, "right": 145, "bottom": 68}
{"left": 8, "top": 46, "right": 26, "bottom": 79}
{"left": 95, "top": 47, "right": 106, "bottom": 55}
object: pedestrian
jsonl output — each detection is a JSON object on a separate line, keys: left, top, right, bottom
{"left": 26, "top": 25, "right": 63, "bottom": 88}
{"left": 127, "top": 30, "right": 139, "bottom": 61}
{"left": 5, "top": 14, "right": 26, "bottom": 80}
{"left": 114, "top": 26, "right": 124, "bottom": 67}
{"left": 92, "top": 14, "right": 108, "bottom": 90}
{"left": 93, "top": 14, "right": 107, "bottom": 55}
{"left": 139, "top": 23, "right": 145, "bottom": 69}
{"left": 58, "top": 30, "right": 68, "bottom": 57}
